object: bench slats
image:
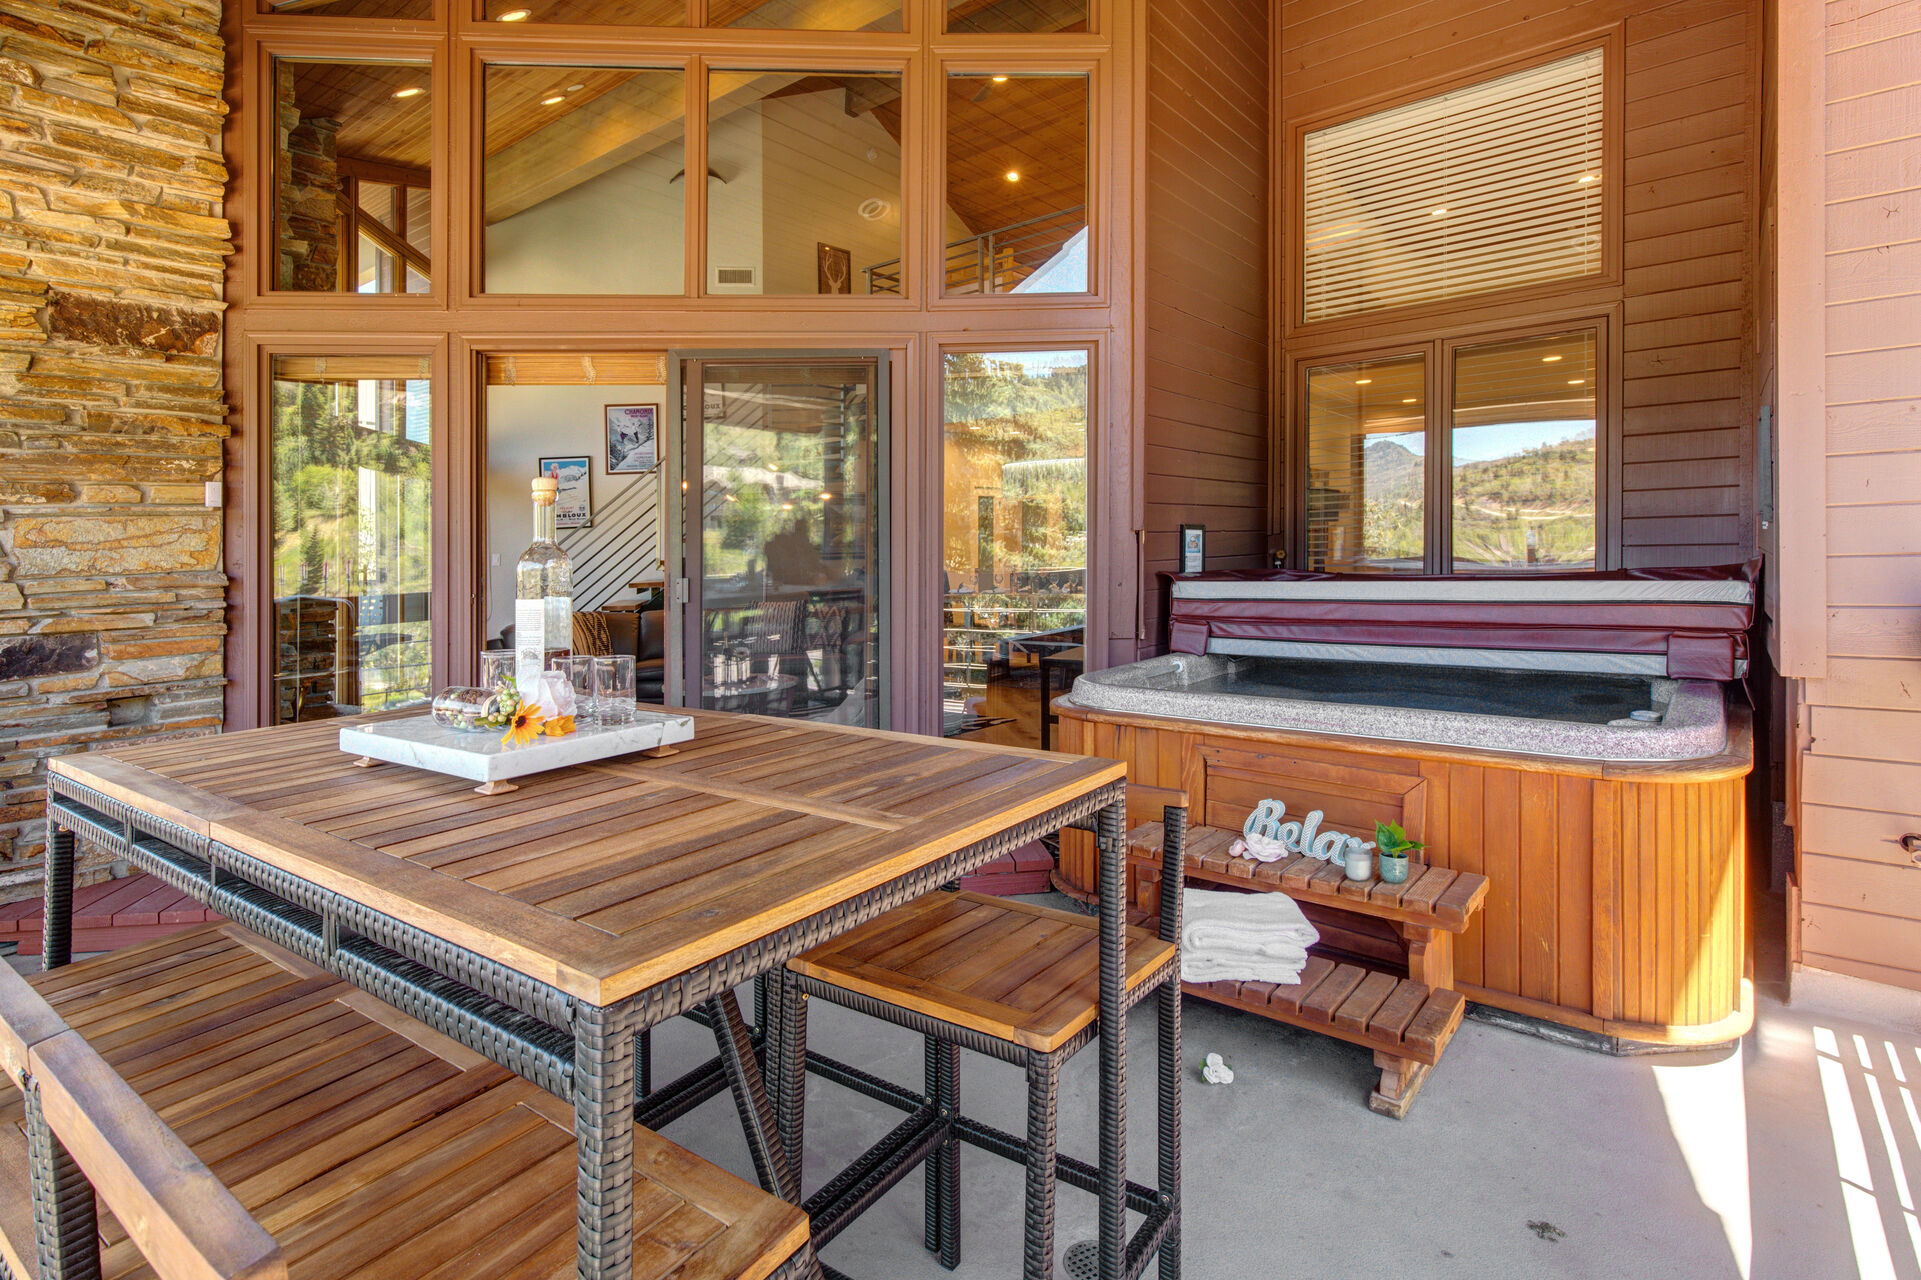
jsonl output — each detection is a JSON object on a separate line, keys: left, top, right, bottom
{"left": 1184, "top": 968, "right": 1465, "bottom": 1068}
{"left": 1, "top": 925, "right": 812, "bottom": 1280}
{"left": 31, "top": 1030, "right": 286, "bottom": 1280}
{"left": 1129, "top": 822, "right": 1489, "bottom": 933}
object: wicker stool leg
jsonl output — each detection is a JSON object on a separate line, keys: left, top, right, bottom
{"left": 42, "top": 807, "right": 75, "bottom": 972}
{"left": 1022, "top": 1050, "right": 1061, "bottom": 1280}
{"left": 24, "top": 1078, "right": 100, "bottom": 1280}
{"left": 1157, "top": 975, "right": 1182, "bottom": 1280}
{"left": 923, "top": 1036, "right": 961, "bottom": 1269}
{"left": 636, "top": 1027, "right": 653, "bottom": 1099}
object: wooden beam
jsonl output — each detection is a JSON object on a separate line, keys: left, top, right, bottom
{"left": 355, "top": 206, "right": 432, "bottom": 280}
{"left": 485, "top": 352, "right": 668, "bottom": 385}
{"left": 337, "top": 154, "right": 432, "bottom": 190}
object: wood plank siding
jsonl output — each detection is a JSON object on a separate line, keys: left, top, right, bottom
{"left": 1139, "top": 0, "right": 1272, "bottom": 651}
{"left": 1277, "top": 0, "right": 1764, "bottom": 571}
{"left": 1784, "top": 0, "right": 1921, "bottom": 990}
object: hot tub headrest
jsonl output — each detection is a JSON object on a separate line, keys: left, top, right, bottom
{"left": 1166, "top": 560, "right": 1758, "bottom": 681}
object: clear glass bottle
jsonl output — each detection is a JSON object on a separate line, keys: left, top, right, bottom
{"left": 514, "top": 475, "right": 573, "bottom": 702}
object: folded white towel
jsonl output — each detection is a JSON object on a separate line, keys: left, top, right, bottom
{"left": 1181, "top": 887, "right": 1319, "bottom": 956}
{"left": 1182, "top": 952, "right": 1309, "bottom": 986}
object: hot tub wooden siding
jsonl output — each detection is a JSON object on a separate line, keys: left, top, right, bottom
{"left": 1054, "top": 699, "right": 1753, "bottom": 1045}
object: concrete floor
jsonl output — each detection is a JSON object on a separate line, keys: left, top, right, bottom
{"left": 10, "top": 893, "right": 1911, "bottom": 1280}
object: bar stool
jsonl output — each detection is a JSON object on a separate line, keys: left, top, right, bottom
{"left": 770, "top": 787, "right": 1187, "bottom": 1280}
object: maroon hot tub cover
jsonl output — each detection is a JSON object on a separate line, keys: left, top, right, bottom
{"left": 1166, "top": 561, "right": 1759, "bottom": 681}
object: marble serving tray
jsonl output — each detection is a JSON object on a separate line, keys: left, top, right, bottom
{"left": 339, "top": 710, "right": 696, "bottom": 794}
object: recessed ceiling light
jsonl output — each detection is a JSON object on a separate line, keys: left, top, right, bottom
{"left": 1568, "top": 378, "right": 1585, "bottom": 385}
{"left": 992, "top": 75, "right": 1009, "bottom": 82}
{"left": 1401, "top": 397, "right": 1417, "bottom": 404}
{"left": 391, "top": 86, "right": 423, "bottom": 99}
{"left": 496, "top": 6, "right": 531, "bottom": 18}
{"left": 1354, "top": 378, "right": 1372, "bottom": 386}
{"left": 1541, "top": 354, "right": 1563, "bottom": 362}
{"left": 542, "top": 94, "right": 565, "bottom": 105}
{"left": 1576, "top": 172, "right": 1599, "bottom": 183}
{"left": 1004, "top": 170, "right": 1020, "bottom": 182}
{"left": 1430, "top": 207, "right": 1447, "bottom": 217}
{"left": 567, "top": 84, "right": 585, "bottom": 92}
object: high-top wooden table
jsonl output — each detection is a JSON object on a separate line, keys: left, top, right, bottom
{"left": 44, "top": 710, "right": 1141, "bottom": 1280}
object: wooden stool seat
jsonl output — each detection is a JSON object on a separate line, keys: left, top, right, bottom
{"left": 789, "top": 890, "right": 1177, "bottom": 1053}
{"left": 0, "top": 924, "right": 811, "bottom": 1280}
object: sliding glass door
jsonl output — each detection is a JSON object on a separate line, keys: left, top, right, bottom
{"left": 674, "top": 356, "right": 885, "bottom": 727}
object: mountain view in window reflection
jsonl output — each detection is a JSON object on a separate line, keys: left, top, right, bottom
{"left": 1451, "top": 330, "right": 1597, "bottom": 571}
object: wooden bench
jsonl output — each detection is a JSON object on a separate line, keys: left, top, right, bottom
{"left": 1128, "top": 822, "right": 1490, "bottom": 1118}
{"left": 0, "top": 923, "right": 815, "bottom": 1280}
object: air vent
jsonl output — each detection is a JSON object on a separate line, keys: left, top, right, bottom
{"left": 712, "top": 266, "right": 758, "bottom": 290}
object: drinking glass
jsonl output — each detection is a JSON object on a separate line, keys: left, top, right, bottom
{"left": 550, "top": 655, "right": 595, "bottom": 724}
{"left": 480, "top": 650, "right": 515, "bottom": 698}
{"left": 593, "top": 655, "right": 636, "bottom": 725}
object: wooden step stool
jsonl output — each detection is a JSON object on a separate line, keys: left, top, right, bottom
{"left": 1128, "top": 822, "right": 1489, "bottom": 1118}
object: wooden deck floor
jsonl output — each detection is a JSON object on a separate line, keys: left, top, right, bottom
{"left": 0, "top": 873, "right": 220, "bottom": 956}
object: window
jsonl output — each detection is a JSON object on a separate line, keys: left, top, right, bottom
{"left": 1302, "top": 328, "right": 1600, "bottom": 573}
{"left": 1450, "top": 331, "right": 1597, "bottom": 571}
{"left": 705, "top": 71, "right": 903, "bottom": 295}
{"left": 941, "top": 349, "right": 1088, "bottom": 745}
{"left": 1304, "top": 354, "right": 1427, "bottom": 573}
{"left": 945, "top": 0, "right": 1086, "bottom": 34}
{"left": 269, "top": 357, "right": 434, "bottom": 723}
{"left": 482, "top": 66, "right": 686, "bottom": 294}
{"left": 478, "top": 0, "right": 684, "bottom": 23}
{"left": 1301, "top": 47, "right": 1604, "bottom": 323}
{"left": 273, "top": 60, "right": 433, "bottom": 293}
{"left": 940, "top": 73, "right": 1089, "bottom": 296}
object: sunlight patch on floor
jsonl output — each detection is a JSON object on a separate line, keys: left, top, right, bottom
{"left": 1813, "top": 1024, "right": 1921, "bottom": 1280}
{"left": 1653, "top": 1047, "right": 1753, "bottom": 1279}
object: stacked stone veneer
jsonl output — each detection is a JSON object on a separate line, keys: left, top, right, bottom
{"left": 0, "top": 0, "right": 230, "bottom": 899}
{"left": 274, "top": 62, "right": 338, "bottom": 291}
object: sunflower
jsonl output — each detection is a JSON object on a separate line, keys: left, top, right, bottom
{"left": 542, "top": 715, "right": 576, "bottom": 738}
{"left": 501, "top": 702, "right": 545, "bottom": 748}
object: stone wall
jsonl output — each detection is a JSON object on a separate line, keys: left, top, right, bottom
{"left": 274, "top": 62, "right": 338, "bottom": 291}
{"left": 0, "top": 0, "right": 230, "bottom": 899}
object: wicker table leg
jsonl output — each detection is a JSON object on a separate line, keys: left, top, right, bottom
{"left": 575, "top": 1002, "right": 635, "bottom": 1280}
{"left": 41, "top": 791, "right": 75, "bottom": 972}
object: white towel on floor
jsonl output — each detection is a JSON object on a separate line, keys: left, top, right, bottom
{"left": 1178, "top": 888, "right": 1320, "bottom": 985}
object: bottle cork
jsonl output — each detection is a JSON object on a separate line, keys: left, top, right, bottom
{"left": 531, "top": 476, "right": 559, "bottom": 504}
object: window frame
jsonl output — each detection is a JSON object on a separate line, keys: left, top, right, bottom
{"left": 1292, "top": 315, "right": 1616, "bottom": 575}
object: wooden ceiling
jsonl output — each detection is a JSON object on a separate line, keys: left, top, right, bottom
{"left": 285, "top": 0, "right": 1090, "bottom": 241}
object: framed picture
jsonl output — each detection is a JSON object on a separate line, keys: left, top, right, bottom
{"left": 605, "top": 403, "right": 659, "bottom": 474}
{"left": 1179, "top": 523, "right": 1206, "bottom": 575}
{"left": 817, "top": 242, "right": 852, "bottom": 294}
{"left": 538, "top": 455, "right": 592, "bottom": 529}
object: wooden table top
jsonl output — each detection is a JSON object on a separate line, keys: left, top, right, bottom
{"left": 52, "top": 710, "right": 1124, "bottom": 1007}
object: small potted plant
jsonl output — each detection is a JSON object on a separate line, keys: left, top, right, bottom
{"left": 1374, "top": 820, "right": 1424, "bottom": 884}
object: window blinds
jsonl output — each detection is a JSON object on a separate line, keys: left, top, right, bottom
{"left": 1302, "top": 48, "right": 1604, "bottom": 324}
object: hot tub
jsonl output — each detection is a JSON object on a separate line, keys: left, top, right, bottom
{"left": 1065, "top": 652, "right": 1727, "bottom": 762}
{"left": 1049, "top": 562, "right": 1757, "bottom": 1048}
